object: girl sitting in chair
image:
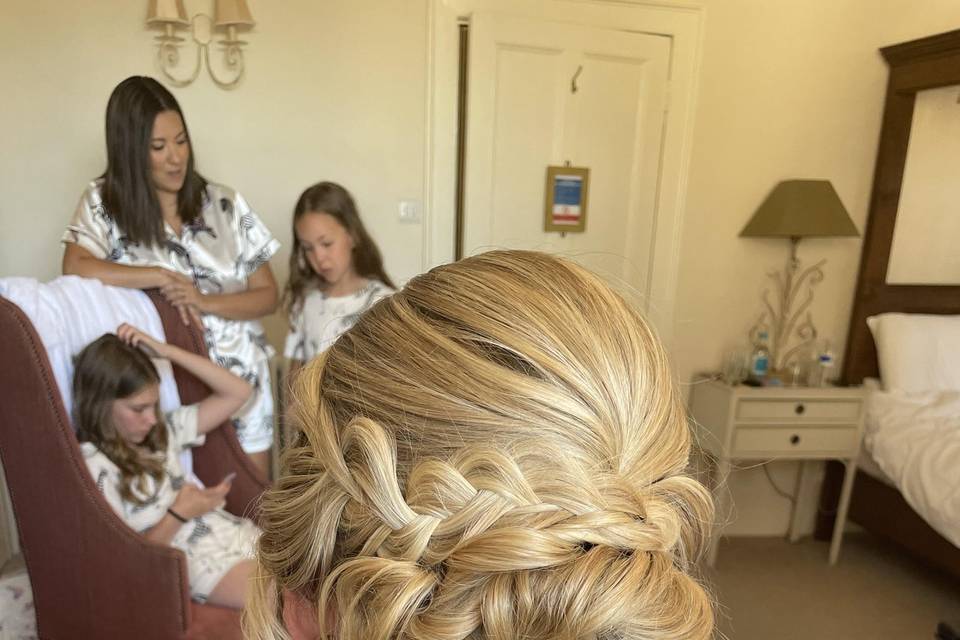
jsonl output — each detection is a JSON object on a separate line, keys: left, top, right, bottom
{"left": 73, "top": 323, "right": 259, "bottom": 609}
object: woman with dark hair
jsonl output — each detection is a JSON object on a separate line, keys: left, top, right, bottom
{"left": 281, "top": 181, "right": 394, "bottom": 379}
{"left": 62, "top": 76, "right": 280, "bottom": 475}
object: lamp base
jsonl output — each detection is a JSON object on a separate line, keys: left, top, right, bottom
{"left": 757, "top": 240, "right": 824, "bottom": 372}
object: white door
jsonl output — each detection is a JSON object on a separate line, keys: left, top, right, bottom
{"left": 462, "top": 11, "right": 670, "bottom": 307}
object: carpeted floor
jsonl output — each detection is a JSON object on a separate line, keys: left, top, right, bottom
{"left": 707, "top": 535, "right": 960, "bottom": 640}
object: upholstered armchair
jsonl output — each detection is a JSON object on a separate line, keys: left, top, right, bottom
{"left": 0, "top": 289, "right": 268, "bottom": 639}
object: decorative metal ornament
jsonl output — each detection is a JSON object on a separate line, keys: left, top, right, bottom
{"left": 758, "top": 240, "right": 824, "bottom": 371}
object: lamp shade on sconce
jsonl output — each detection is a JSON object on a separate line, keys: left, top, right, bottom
{"left": 740, "top": 180, "right": 860, "bottom": 239}
{"left": 146, "top": 0, "right": 189, "bottom": 25}
{"left": 214, "top": 0, "right": 255, "bottom": 27}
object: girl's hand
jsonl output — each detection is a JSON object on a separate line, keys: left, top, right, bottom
{"left": 116, "top": 323, "right": 170, "bottom": 359}
{"left": 159, "top": 274, "right": 205, "bottom": 327}
{"left": 170, "top": 479, "right": 233, "bottom": 520}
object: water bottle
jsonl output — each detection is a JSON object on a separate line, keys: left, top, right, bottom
{"left": 818, "top": 343, "right": 835, "bottom": 387}
{"left": 809, "top": 341, "right": 835, "bottom": 387}
{"left": 749, "top": 331, "right": 770, "bottom": 381}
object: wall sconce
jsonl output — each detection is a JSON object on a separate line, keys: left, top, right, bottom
{"left": 146, "top": 0, "right": 255, "bottom": 90}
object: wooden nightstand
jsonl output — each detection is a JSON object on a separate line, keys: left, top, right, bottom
{"left": 689, "top": 379, "right": 866, "bottom": 566}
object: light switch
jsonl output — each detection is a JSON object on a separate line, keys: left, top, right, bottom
{"left": 398, "top": 199, "right": 421, "bottom": 223}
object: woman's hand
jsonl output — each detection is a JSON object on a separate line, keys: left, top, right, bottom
{"left": 116, "top": 323, "right": 171, "bottom": 359}
{"left": 154, "top": 268, "right": 192, "bottom": 289}
{"left": 170, "top": 478, "right": 233, "bottom": 520}
{"left": 158, "top": 272, "right": 204, "bottom": 327}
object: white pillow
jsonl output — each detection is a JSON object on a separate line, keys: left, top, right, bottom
{"left": 867, "top": 313, "right": 960, "bottom": 393}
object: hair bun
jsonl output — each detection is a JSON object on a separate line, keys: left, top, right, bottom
{"left": 246, "top": 251, "right": 714, "bottom": 640}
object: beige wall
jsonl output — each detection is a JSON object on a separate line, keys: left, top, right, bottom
{"left": 2, "top": 0, "right": 960, "bottom": 536}
{"left": 674, "top": 0, "right": 960, "bottom": 534}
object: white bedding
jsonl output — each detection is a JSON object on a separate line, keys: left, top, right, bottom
{"left": 857, "top": 446, "right": 895, "bottom": 487}
{"left": 857, "top": 379, "right": 895, "bottom": 487}
{"left": 865, "top": 385, "right": 960, "bottom": 547}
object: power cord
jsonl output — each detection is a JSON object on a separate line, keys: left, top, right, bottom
{"left": 762, "top": 462, "right": 797, "bottom": 505}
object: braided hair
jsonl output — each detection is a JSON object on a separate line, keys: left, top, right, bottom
{"left": 246, "top": 250, "right": 714, "bottom": 640}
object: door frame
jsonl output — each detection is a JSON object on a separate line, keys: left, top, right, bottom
{"left": 423, "top": 0, "right": 705, "bottom": 346}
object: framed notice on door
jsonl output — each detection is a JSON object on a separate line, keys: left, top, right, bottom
{"left": 544, "top": 165, "right": 590, "bottom": 233}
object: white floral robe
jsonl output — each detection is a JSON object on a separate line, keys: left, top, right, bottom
{"left": 63, "top": 180, "right": 280, "bottom": 452}
{"left": 283, "top": 280, "right": 394, "bottom": 363}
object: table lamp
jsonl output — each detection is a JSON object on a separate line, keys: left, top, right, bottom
{"left": 740, "top": 179, "right": 859, "bottom": 371}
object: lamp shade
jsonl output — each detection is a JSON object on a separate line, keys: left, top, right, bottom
{"left": 214, "top": 0, "right": 255, "bottom": 27}
{"left": 740, "top": 180, "right": 859, "bottom": 239}
{"left": 146, "top": 0, "right": 189, "bottom": 25}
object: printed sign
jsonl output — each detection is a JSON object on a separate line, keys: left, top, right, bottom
{"left": 552, "top": 175, "right": 584, "bottom": 225}
{"left": 544, "top": 165, "right": 590, "bottom": 233}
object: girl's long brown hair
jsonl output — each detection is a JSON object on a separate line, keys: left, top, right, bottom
{"left": 282, "top": 182, "right": 394, "bottom": 317}
{"left": 73, "top": 334, "right": 169, "bottom": 506}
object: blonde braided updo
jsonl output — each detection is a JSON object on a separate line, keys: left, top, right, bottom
{"left": 246, "top": 250, "right": 714, "bottom": 639}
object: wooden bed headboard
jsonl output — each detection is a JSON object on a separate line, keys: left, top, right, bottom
{"left": 819, "top": 29, "right": 960, "bottom": 576}
{"left": 841, "top": 28, "right": 960, "bottom": 385}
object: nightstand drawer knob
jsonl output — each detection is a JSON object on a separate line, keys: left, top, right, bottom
{"left": 794, "top": 403, "right": 805, "bottom": 415}
{"left": 790, "top": 434, "right": 801, "bottom": 445}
